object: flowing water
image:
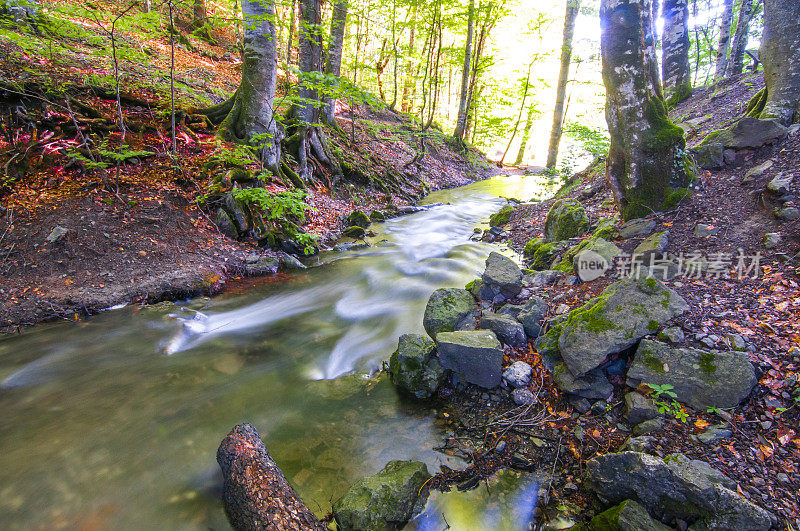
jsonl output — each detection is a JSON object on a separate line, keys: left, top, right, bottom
{"left": 0, "top": 173, "right": 557, "bottom": 530}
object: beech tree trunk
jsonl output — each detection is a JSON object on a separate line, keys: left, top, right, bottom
{"left": 759, "top": 0, "right": 800, "bottom": 124}
{"left": 600, "top": 0, "right": 687, "bottom": 221}
{"left": 662, "top": 0, "right": 692, "bottom": 105}
{"left": 514, "top": 103, "right": 537, "bottom": 166}
{"left": 728, "top": 0, "right": 754, "bottom": 76}
{"left": 286, "top": 0, "right": 296, "bottom": 65}
{"left": 192, "top": 0, "right": 206, "bottom": 29}
{"left": 323, "top": 0, "right": 348, "bottom": 125}
{"left": 714, "top": 0, "right": 734, "bottom": 79}
{"left": 217, "top": 424, "right": 326, "bottom": 530}
{"left": 453, "top": 0, "right": 474, "bottom": 141}
{"left": 219, "top": 0, "right": 282, "bottom": 173}
{"left": 546, "top": 0, "right": 580, "bottom": 169}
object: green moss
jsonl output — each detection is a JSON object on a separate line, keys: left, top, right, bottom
{"left": 565, "top": 293, "right": 617, "bottom": 334}
{"left": 745, "top": 87, "right": 767, "bottom": 118}
{"left": 587, "top": 500, "right": 629, "bottom": 531}
{"left": 647, "top": 320, "right": 660, "bottom": 332}
{"left": 644, "top": 98, "right": 685, "bottom": 152}
{"left": 661, "top": 187, "right": 690, "bottom": 210}
{"left": 644, "top": 278, "right": 658, "bottom": 291}
{"left": 489, "top": 205, "right": 514, "bottom": 227}
{"left": 665, "top": 83, "right": 693, "bottom": 108}
{"left": 530, "top": 241, "right": 565, "bottom": 271}
{"left": 552, "top": 259, "right": 574, "bottom": 273}
{"left": 699, "top": 351, "right": 717, "bottom": 376}
{"left": 464, "top": 280, "right": 476, "bottom": 291}
{"left": 643, "top": 353, "right": 666, "bottom": 374}
{"left": 523, "top": 237, "right": 545, "bottom": 257}
{"left": 698, "top": 129, "right": 724, "bottom": 147}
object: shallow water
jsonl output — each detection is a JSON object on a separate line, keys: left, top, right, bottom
{"left": 0, "top": 172, "right": 556, "bottom": 529}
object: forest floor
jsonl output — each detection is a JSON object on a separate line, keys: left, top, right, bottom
{"left": 448, "top": 71, "right": 800, "bottom": 527}
{"left": 0, "top": 9, "right": 493, "bottom": 332}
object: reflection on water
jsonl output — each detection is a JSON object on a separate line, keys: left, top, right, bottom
{"left": 0, "top": 173, "right": 556, "bottom": 529}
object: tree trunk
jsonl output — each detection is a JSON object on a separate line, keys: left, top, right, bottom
{"left": 546, "top": 0, "right": 580, "bottom": 169}
{"left": 453, "top": 0, "right": 474, "bottom": 141}
{"left": 714, "top": 0, "right": 734, "bottom": 79}
{"left": 219, "top": 0, "right": 282, "bottom": 174}
{"left": 501, "top": 62, "right": 533, "bottom": 164}
{"left": 286, "top": 0, "right": 296, "bottom": 65}
{"left": 759, "top": 0, "right": 800, "bottom": 124}
{"left": 218, "top": 424, "right": 326, "bottom": 530}
{"left": 401, "top": 5, "right": 418, "bottom": 113}
{"left": 728, "top": 0, "right": 754, "bottom": 76}
{"left": 601, "top": 0, "right": 687, "bottom": 221}
{"left": 323, "top": 0, "right": 348, "bottom": 125}
{"left": 514, "top": 103, "right": 537, "bottom": 166}
{"left": 192, "top": 0, "right": 206, "bottom": 29}
{"left": 662, "top": 0, "right": 692, "bottom": 105}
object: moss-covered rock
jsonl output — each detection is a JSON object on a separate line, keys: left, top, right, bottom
{"left": 558, "top": 277, "right": 688, "bottom": 376}
{"left": 388, "top": 334, "right": 443, "bottom": 399}
{"left": 343, "top": 226, "right": 367, "bottom": 239}
{"left": 528, "top": 240, "right": 568, "bottom": 271}
{"left": 543, "top": 198, "right": 591, "bottom": 242}
{"left": 523, "top": 237, "right": 545, "bottom": 257}
{"left": 423, "top": 288, "right": 477, "bottom": 338}
{"left": 587, "top": 499, "right": 671, "bottom": 531}
{"left": 333, "top": 460, "right": 431, "bottom": 530}
{"left": 489, "top": 204, "right": 514, "bottom": 227}
{"left": 369, "top": 210, "right": 386, "bottom": 222}
{"left": 346, "top": 209, "right": 371, "bottom": 228}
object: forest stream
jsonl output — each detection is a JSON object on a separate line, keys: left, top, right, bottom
{"left": 0, "top": 172, "right": 558, "bottom": 530}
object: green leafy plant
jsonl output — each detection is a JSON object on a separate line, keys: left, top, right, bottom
{"left": 232, "top": 188, "right": 318, "bottom": 254}
{"left": 647, "top": 383, "right": 689, "bottom": 423}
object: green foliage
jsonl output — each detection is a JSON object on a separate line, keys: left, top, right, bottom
{"left": 563, "top": 122, "right": 610, "bottom": 159}
{"left": 67, "top": 139, "right": 154, "bottom": 172}
{"left": 211, "top": 144, "right": 255, "bottom": 167}
{"left": 646, "top": 383, "right": 688, "bottom": 423}
{"left": 232, "top": 188, "right": 317, "bottom": 254}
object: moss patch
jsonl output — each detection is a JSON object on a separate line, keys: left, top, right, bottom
{"left": 699, "top": 351, "right": 717, "bottom": 376}
{"left": 489, "top": 205, "right": 514, "bottom": 227}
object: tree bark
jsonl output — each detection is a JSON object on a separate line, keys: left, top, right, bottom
{"left": 546, "top": 0, "right": 580, "bottom": 169}
{"left": 502, "top": 62, "right": 533, "bottom": 164}
{"left": 714, "top": 0, "right": 734, "bottom": 80}
{"left": 728, "top": 0, "right": 754, "bottom": 76}
{"left": 601, "top": 0, "right": 687, "bottom": 221}
{"left": 514, "top": 103, "right": 537, "bottom": 166}
{"left": 453, "top": 0, "right": 474, "bottom": 141}
{"left": 286, "top": 0, "right": 296, "bottom": 65}
{"left": 192, "top": 0, "right": 207, "bottom": 29}
{"left": 219, "top": 0, "right": 282, "bottom": 173}
{"left": 662, "top": 0, "right": 692, "bottom": 105}
{"left": 217, "top": 424, "right": 326, "bottom": 531}
{"left": 759, "top": 0, "right": 800, "bottom": 124}
{"left": 323, "top": 0, "right": 348, "bottom": 125}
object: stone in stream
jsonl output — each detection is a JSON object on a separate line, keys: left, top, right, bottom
{"left": 480, "top": 312, "right": 526, "bottom": 348}
{"left": 543, "top": 198, "right": 590, "bottom": 242}
{"left": 422, "top": 288, "right": 477, "bottom": 338}
{"left": 217, "top": 424, "right": 327, "bottom": 530}
{"left": 586, "top": 451, "right": 775, "bottom": 530}
{"left": 343, "top": 226, "right": 367, "bottom": 239}
{"left": 517, "top": 296, "right": 548, "bottom": 339}
{"left": 244, "top": 253, "right": 280, "bottom": 276}
{"left": 587, "top": 499, "right": 671, "bottom": 531}
{"left": 489, "top": 204, "right": 514, "bottom": 227}
{"left": 558, "top": 277, "right": 688, "bottom": 376}
{"left": 346, "top": 209, "right": 371, "bottom": 228}
{"left": 436, "top": 330, "right": 503, "bottom": 388}
{"left": 502, "top": 361, "right": 532, "bottom": 388}
{"left": 388, "top": 334, "right": 443, "bottom": 400}
{"left": 627, "top": 339, "right": 757, "bottom": 410}
{"left": 333, "top": 460, "right": 431, "bottom": 531}
{"left": 480, "top": 252, "right": 523, "bottom": 300}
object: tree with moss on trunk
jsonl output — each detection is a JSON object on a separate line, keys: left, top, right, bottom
{"left": 661, "top": 0, "right": 691, "bottom": 105}
{"left": 600, "top": 0, "right": 688, "bottom": 221}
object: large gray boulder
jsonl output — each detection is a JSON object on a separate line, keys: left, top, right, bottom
{"left": 479, "top": 312, "right": 526, "bottom": 348}
{"left": 627, "top": 339, "right": 757, "bottom": 410}
{"left": 436, "top": 330, "right": 503, "bottom": 388}
{"left": 422, "top": 288, "right": 477, "bottom": 338}
{"left": 588, "top": 500, "right": 671, "bottom": 531}
{"left": 333, "top": 460, "right": 431, "bottom": 530}
{"left": 544, "top": 198, "right": 590, "bottom": 242}
{"left": 517, "top": 296, "right": 549, "bottom": 338}
{"left": 706, "top": 117, "right": 788, "bottom": 150}
{"left": 388, "top": 334, "right": 443, "bottom": 399}
{"left": 586, "top": 452, "right": 774, "bottom": 530}
{"left": 481, "top": 252, "right": 523, "bottom": 299}
{"left": 558, "top": 277, "right": 688, "bottom": 376}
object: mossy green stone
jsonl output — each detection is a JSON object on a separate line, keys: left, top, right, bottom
{"left": 544, "top": 198, "right": 590, "bottom": 242}
{"left": 347, "top": 209, "right": 371, "bottom": 228}
{"left": 489, "top": 204, "right": 514, "bottom": 227}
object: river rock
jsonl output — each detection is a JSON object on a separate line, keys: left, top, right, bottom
{"left": 346, "top": 209, "right": 371, "bottom": 228}
{"left": 517, "top": 296, "right": 548, "bottom": 339}
{"left": 388, "top": 334, "right": 443, "bottom": 399}
{"left": 436, "top": 330, "right": 503, "bottom": 388}
{"left": 544, "top": 198, "right": 590, "bottom": 242}
{"left": 527, "top": 269, "right": 565, "bottom": 287}
{"left": 480, "top": 312, "right": 526, "bottom": 347}
{"left": 423, "top": 288, "right": 477, "bottom": 338}
{"left": 624, "top": 392, "right": 660, "bottom": 424}
{"left": 526, "top": 240, "right": 569, "bottom": 271}
{"left": 558, "top": 277, "right": 689, "bottom": 376}
{"left": 343, "top": 226, "right": 366, "bottom": 239}
{"left": 503, "top": 361, "right": 532, "bottom": 388}
{"left": 552, "top": 362, "right": 613, "bottom": 400}
{"left": 244, "top": 253, "right": 280, "bottom": 276}
{"left": 585, "top": 451, "right": 774, "bottom": 530}
{"left": 512, "top": 387, "right": 537, "bottom": 406}
{"left": 588, "top": 499, "right": 671, "bottom": 531}
{"left": 481, "top": 252, "right": 523, "bottom": 299}
{"left": 574, "top": 237, "right": 621, "bottom": 268}
{"left": 633, "top": 418, "right": 663, "bottom": 435}
{"left": 627, "top": 339, "right": 757, "bottom": 410}
{"left": 632, "top": 231, "right": 669, "bottom": 258}
{"left": 369, "top": 210, "right": 386, "bottom": 222}
{"left": 215, "top": 208, "right": 239, "bottom": 239}
{"left": 333, "top": 460, "right": 431, "bottom": 530}
{"left": 489, "top": 204, "right": 514, "bottom": 226}
{"left": 496, "top": 303, "right": 524, "bottom": 319}
{"left": 707, "top": 117, "right": 788, "bottom": 150}
{"left": 618, "top": 218, "right": 656, "bottom": 239}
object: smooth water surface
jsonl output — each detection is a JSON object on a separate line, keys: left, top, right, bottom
{"left": 0, "top": 173, "right": 556, "bottom": 529}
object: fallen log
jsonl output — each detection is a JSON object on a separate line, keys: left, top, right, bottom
{"left": 216, "top": 423, "right": 327, "bottom": 531}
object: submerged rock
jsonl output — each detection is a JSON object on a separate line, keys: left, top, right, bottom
{"left": 586, "top": 451, "right": 774, "bottom": 530}
{"left": 481, "top": 252, "right": 523, "bottom": 299}
{"left": 343, "top": 226, "right": 367, "bottom": 239}
{"left": 388, "top": 334, "right": 443, "bottom": 399}
{"left": 558, "top": 277, "right": 688, "bottom": 376}
{"left": 333, "top": 460, "right": 431, "bottom": 530}
{"left": 544, "top": 198, "right": 590, "bottom": 242}
{"left": 436, "top": 330, "right": 503, "bottom": 388}
{"left": 479, "top": 312, "right": 526, "bottom": 348}
{"left": 423, "top": 288, "right": 477, "bottom": 338}
{"left": 627, "top": 339, "right": 757, "bottom": 410}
